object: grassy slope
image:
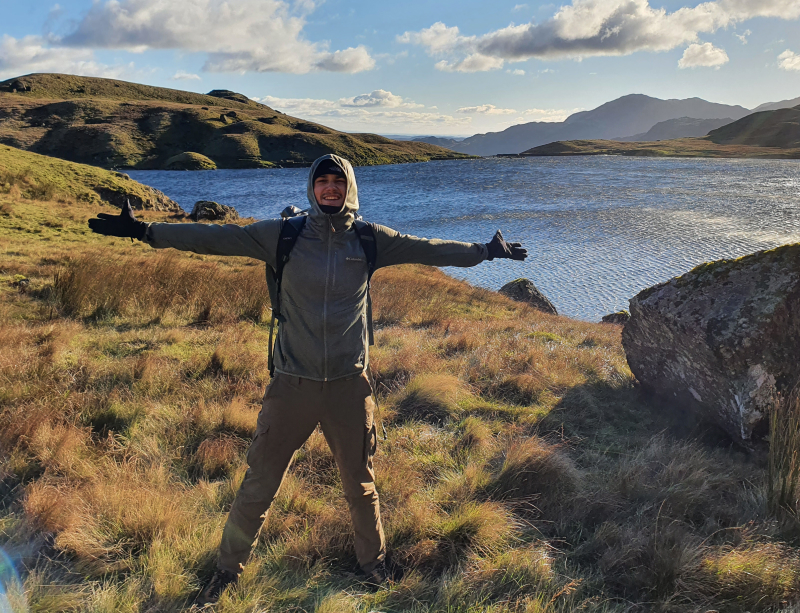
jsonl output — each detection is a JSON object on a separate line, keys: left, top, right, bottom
{"left": 0, "top": 144, "right": 181, "bottom": 210}
{"left": 518, "top": 137, "right": 800, "bottom": 159}
{"left": 1, "top": 169, "right": 800, "bottom": 611}
{"left": 0, "top": 73, "right": 472, "bottom": 169}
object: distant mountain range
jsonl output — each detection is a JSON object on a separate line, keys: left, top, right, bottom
{"left": 517, "top": 104, "right": 800, "bottom": 159}
{"left": 416, "top": 94, "right": 800, "bottom": 156}
{"left": 0, "top": 73, "right": 471, "bottom": 169}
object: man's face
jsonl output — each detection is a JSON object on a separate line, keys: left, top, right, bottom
{"left": 313, "top": 173, "right": 347, "bottom": 211}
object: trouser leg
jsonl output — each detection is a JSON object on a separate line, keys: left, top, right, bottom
{"left": 218, "top": 375, "right": 319, "bottom": 574}
{"left": 320, "top": 373, "right": 385, "bottom": 573}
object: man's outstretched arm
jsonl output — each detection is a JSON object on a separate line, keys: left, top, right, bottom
{"left": 373, "top": 224, "right": 527, "bottom": 269}
{"left": 88, "top": 201, "right": 280, "bottom": 266}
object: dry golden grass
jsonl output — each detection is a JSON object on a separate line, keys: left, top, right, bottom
{"left": 1, "top": 186, "right": 798, "bottom": 612}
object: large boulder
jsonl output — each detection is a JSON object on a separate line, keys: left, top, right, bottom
{"left": 622, "top": 244, "right": 800, "bottom": 443}
{"left": 601, "top": 310, "right": 630, "bottom": 324}
{"left": 499, "top": 278, "right": 558, "bottom": 315}
{"left": 190, "top": 200, "right": 239, "bottom": 222}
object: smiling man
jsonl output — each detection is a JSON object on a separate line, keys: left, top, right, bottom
{"left": 87, "top": 153, "right": 527, "bottom": 603}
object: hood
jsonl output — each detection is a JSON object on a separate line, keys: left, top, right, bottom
{"left": 306, "top": 154, "right": 359, "bottom": 232}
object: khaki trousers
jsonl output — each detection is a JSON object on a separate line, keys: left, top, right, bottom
{"left": 218, "top": 372, "right": 385, "bottom": 574}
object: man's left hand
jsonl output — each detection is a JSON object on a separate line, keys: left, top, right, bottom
{"left": 486, "top": 230, "right": 527, "bottom": 261}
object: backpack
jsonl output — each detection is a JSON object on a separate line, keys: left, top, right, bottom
{"left": 266, "top": 213, "right": 378, "bottom": 376}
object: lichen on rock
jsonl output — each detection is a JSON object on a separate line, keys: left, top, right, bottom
{"left": 622, "top": 243, "right": 800, "bottom": 443}
{"left": 601, "top": 310, "right": 630, "bottom": 324}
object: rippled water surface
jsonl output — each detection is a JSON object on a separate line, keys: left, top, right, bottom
{"left": 129, "top": 157, "right": 800, "bottom": 321}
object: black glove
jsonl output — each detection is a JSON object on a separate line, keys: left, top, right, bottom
{"left": 486, "top": 230, "right": 527, "bottom": 261}
{"left": 88, "top": 199, "right": 148, "bottom": 241}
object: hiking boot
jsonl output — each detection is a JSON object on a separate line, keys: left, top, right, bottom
{"left": 197, "top": 569, "right": 238, "bottom": 606}
{"left": 361, "top": 558, "right": 401, "bottom": 588}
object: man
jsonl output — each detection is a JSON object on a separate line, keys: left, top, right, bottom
{"left": 88, "top": 154, "right": 527, "bottom": 603}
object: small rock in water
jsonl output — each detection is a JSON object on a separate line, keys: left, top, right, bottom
{"left": 190, "top": 200, "right": 239, "bottom": 222}
{"left": 622, "top": 244, "right": 800, "bottom": 444}
{"left": 499, "top": 278, "right": 558, "bottom": 315}
{"left": 601, "top": 310, "right": 630, "bottom": 324}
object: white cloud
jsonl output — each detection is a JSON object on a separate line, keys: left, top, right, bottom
{"left": 778, "top": 49, "right": 800, "bottom": 71}
{"left": 678, "top": 42, "right": 729, "bottom": 68}
{"left": 507, "top": 68, "right": 526, "bottom": 75}
{"left": 436, "top": 53, "right": 505, "bottom": 72}
{"left": 399, "top": 0, "right": 800, "bottom": 70}
{"left": 338, "top": 89, "right": 422, "bottom": 108}
{"left": 171, "top": 71, "right": 200, "bottom": 80}
{"left": 255, "top": 93, "right": 471, "bottom": 132}
{"left": 457, "top": 104, "right": 517, "bottom": 115}
{"left": 0, "top": 34, "right": 133, "bottom": 80}
{"left": 54, "top": 0, "right": 375, "bottom": 74}
{"left": 523, "top": 107, "right": 582, "bottom": 121}
{"left": 735, "top": 28, "right": 751, "bottom": 44}
{"left": 513, "top": 3, "right": 529, "bottom": 10}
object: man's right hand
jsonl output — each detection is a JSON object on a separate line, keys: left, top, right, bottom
{"left": 88, "top": 199, "right": 148, "bottom": 241}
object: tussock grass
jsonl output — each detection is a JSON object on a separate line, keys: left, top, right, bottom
{"left": 2, "top": 185, "right": 798, "bottom": 611}
{"left": 769, "top": 384, "right": 800, "bottom": 524}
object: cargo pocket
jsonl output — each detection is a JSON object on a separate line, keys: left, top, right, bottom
{"left": 364, "top": 423, "right": 378, "bottom": 463}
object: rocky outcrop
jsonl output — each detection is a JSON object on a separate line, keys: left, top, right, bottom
{"left": 602, "top": 311, "right": 631, "bottom": 324}
{"left": 94, "top": 185, "right": 181, "bottom": 212}
{"left": 190, "top": 201, "right": 239, "bottom": 222}
{"left": 163, "top": 152, "right": 217, "bottom": 170}
{"left": 622, "top": 244, "right": 800, "bottom": 443}
{"left": 499, "top": 279, "right": 558, "bottom": 315}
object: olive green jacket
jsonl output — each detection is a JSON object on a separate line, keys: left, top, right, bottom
{"left": 145, "top": 154, "right": 488, "bottom": 381}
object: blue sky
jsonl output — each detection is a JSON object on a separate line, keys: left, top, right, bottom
{"left": 1, "top": 0, "right": 799, "bottom": 135}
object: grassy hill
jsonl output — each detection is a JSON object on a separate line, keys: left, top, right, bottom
{"left": 0, "top": 144, "right": 180, "bottom": 210}
{"left": 0, "top": 73, "right": 472, "bottom": 169}
{"left": 2, "top": 156, "right": 800, "bottom": 611}
{"left": 707, "top": 105, "right": 800, "bottom": 148}
{"left": 517, "top": 106, "right": 800, "bottom": 159}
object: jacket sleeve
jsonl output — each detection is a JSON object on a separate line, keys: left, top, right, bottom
{"left": 145, "top": 219, "right": 282, "bottom": 268}
{"left": 372, "top": 223, "right": 489, "bottom": 269}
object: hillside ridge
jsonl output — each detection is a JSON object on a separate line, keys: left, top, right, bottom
{"left": 0, "top": 73, "right": 471, "bottom": 169}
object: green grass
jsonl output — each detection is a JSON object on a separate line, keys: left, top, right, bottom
{"left": 0, "top": 144, "right": 181, "bottom": 210}
{"left": 519, "top": 137, "right": 800, "bottom": 159}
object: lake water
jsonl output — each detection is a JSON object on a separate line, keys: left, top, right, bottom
{"left": 129, "top": 156, "right": 800, "bottom": 322}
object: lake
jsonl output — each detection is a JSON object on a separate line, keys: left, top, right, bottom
{"left": 129, "top": 156, "right": 800, "bottom": 322}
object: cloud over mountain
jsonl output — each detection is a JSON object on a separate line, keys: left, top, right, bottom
{"left": 0, "top": 34, "right": 138, "bottom": 80}
{"left": 255, "top": 91, "right": 470, "bottom": 131}
{"left": 778, "top": 49, "right": 800, "bottom": 71}
{"left": 399, "top": 0, "right": 800, "bottom": 71}
{"left": 678, "top": 42, "right": 729, "bottom": 68}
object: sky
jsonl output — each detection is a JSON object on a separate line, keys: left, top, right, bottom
{"left": 1, "top": 0, "right": 799, "bottom": 136}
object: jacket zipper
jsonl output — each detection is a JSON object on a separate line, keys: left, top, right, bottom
{"left": 323, "top": 220, "right": 332, "bottom": 380}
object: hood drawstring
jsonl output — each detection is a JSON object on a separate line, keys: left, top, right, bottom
{"left": 328, "top": 215, "right": 336, "bottom": 233}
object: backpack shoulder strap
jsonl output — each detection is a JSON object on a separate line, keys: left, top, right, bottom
{"left": 274, "top": 215, "right": 307, "bottom": 315}
{"left": 269, "top": 214, "right": 306, "bottom": 376}
{"left": 354, "top": 220, "right": 378, "bottom": 346}
{"left": 353, "top": 220, "right": 377, "bottom": 278}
